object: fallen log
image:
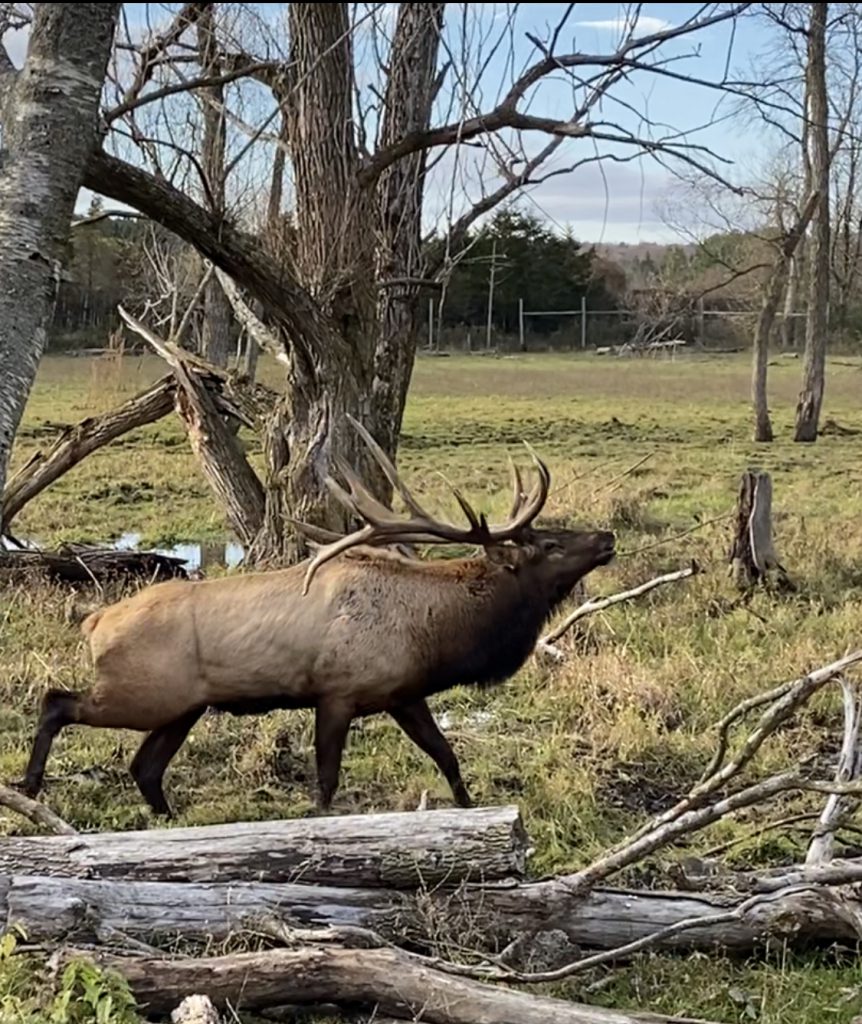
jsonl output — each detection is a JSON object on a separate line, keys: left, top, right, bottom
{"left": 0, "top": 543, "right": 188, "bottom": 584}
{"left": 0, "top": 806, "right": 527, "bottom": 888}
{"left": 6, "top": 870, "right": 860, "bottom": 953}
{"left": 62, "top": 944, "right": 721, "bottom": 1024}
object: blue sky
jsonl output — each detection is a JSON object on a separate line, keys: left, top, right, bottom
{"left": 2, "top": 3, "right": 779, "bottom": 244}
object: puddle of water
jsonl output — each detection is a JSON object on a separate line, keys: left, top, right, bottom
{"left": 113, "top": 532, "right": 245, "bottom": 571}
{"left": 2, "top": 531, "right": 246, "bottom": 572}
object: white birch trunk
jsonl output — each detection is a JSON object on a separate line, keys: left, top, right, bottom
{"left": 0, "top": 4, "right": 119, "bottom": 497}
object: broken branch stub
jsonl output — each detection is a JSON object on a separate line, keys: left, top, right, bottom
{"left": 729, "top": 470, "right": 793, "bottom": 592}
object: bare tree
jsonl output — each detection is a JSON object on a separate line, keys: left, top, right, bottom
{"left": 794, "top": 2, "right": 831, "bottom": 442}
{"left": 3, "top": 2, "right": 757, "bottom": 555}
{"left": 0, "top": 3, "right": 120, "bottom": 501}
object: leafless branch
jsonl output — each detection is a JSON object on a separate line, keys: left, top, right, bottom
{"left": 360, "top": 3, "right": 753, "bottom": 184}
{"left": 536, "top": 563, "right": 702, "bottom": 661}
{"left": 806, "top": 677, "right": 862, "bottom": 866}
{"left": 0, "top": 782, "right": 77, "bottom": 836}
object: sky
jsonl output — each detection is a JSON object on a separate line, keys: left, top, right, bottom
{"left": 0, "top": 3, "right": 779, "bottom": 245}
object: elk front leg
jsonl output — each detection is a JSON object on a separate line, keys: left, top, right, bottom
{"left": 390, "top": 699, "right": 473, "bottom": 808}
{"left": 314, "top": 700, "right": 353, "bottom": 810}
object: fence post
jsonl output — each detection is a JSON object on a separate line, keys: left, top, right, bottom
{"left": 580, "top": 295, "right": 587, "bottom": 349}
{"left": 518, "top": 297, "right": 525, "bottom": 352}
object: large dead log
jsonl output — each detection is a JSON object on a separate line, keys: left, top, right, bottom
{"left": 64, "top": 944, "right": 721, "bottom": 1023}
{"left": 0, "top": 543, "right": 188, "bottom": 584}
{"left": 0, "top": 807, "right": 527, "bottom": 888}
{"left": 6, "top": 870, "right": 860, "bottom": 953}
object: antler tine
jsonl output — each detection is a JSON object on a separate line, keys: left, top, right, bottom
{"left": 333, "top": 456, "right": 403, "bottom": 526}
{"left": 508, "top": 442, "right": 550, "bottom": 528}
{"left": 507, "top": 455, "right": 526, "bottom": 521}
{"left": 450, "top": 486, "right": 486, "bottom": 533}
{"left": 346, "top": 414, "right": 435, "bottom": 521}
{"left": 302, "top": 523, "right": 376, "bottom": 594}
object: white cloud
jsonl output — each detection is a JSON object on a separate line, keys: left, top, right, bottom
{"left": 576, "top": 15, "right": 671, "bottom": 34}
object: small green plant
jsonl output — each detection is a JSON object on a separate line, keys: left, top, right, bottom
{"left": 0, "top": 931, "right": 140, "bottom": 1024}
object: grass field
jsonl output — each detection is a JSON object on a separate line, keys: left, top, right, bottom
{"left": 3, "top": 350, "right": 862, "bottom": 1022}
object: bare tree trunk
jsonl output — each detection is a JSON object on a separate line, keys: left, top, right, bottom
{"left": 780, "top": 249, "right": 801, "bottom": 349}
{"left": 752, "top": 191, "right": 819, "bottom": 442}
{"left": 794, "top": 2, "right": 831, "bottom": 442}
{"left": 370, "top": 3, "right": 445, "bottom": 470}
{"left": 0, "top": 4, "right": 120, "bottom": 499}
{"left": 197, "top": 4, "right": 233, "bottom": 368}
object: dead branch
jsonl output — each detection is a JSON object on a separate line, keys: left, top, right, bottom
{"left": 214, "top": 268, "right": 290, "bottom": 368}
{"left": 118, "top": 306, "right": 266, "bottom": 546}
{"left": 558, "top": 651, "right": 862, "bottom": 895}
{"left": 60, "top": 943, "right": 723, "bottom": 1024}
{"left": 0, "top": 783, "right": 77, "bottom": 836}
{"left": 629, "top": 650, "right": 862, "bottom": 846}
{"left": 1, "top": 375, "right": 176, "bottom": 530}
{"left": 1, "top": 359, "right": 273, "bottom": 531}
{"left": 806, "top": 677, "right": 862, "bottom": 866}
{"left": 536, "top": 563, "right": 701, "bottom": 660}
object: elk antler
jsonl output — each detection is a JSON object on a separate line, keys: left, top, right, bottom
{"left": 295, "top": 415, "right": 550, "bottom": 594}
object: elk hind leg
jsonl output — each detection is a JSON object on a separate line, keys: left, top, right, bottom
{"left": 314, "top": 701, "right": 354, "bottom": 810}
{"left": 390, "top": 699, "right": 473, "bottom": 808}
{"left": 129, "top": 707, "right": 204, "bottom": 817}
{"left": 16, "top": 689, "right": 83, "bottom": 798}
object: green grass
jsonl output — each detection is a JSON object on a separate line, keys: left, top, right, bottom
{"left": 3, "top": 350, "right": 862, "bottom": 1022}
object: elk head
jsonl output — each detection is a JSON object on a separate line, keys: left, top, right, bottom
{"left": 296, "top": 416, "right": 615, "bottom": 603}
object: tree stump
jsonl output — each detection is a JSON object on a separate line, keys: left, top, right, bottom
{"left": 729, "top": 471, "right": 793, "bottom": 592}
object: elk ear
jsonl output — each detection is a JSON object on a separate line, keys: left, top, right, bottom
{"left": 485, "top": 543, "right": 526, "bottom": 571}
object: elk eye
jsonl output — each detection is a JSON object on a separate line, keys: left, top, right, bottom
{"left": 541, "top": 538, "right": 563, "bottom": 554}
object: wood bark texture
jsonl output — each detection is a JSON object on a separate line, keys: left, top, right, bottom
{"left": 729, "top": 471, "right": 791, "bottom": 590}
{"left": 370, "top": 2, "right": 445, "bottom": 475}
{"left": 0, "top": 4, "right": 120, "bottom": 497}
{"left": 6, "top": 871, "right": 861, "bottom": 953}
{"left": 62, "top": 944, "right": 721, "bottom": 1024}
{"left": 197, "top": 4, "right": 233, "bottom": 368}
{"left": 794, "top": 1, "right": 831, "bottom": 442}
{"left": 0, "top": 806, "right": 528, "bottom": 888}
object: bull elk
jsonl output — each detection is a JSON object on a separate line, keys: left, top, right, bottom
{"left": 16, "top": 417, "right": 615, "bottom": 816}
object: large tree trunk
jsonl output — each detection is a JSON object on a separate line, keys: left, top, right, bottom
{"left": 370, "top": 3, "right": 445, "bottom": 469}
{"left": 794, "top": 2, "right": 831, "bottom": 442}
{"left": 0, "top": 3, "right": 120, "bottom": 499}
{"left": 197, "top": 3, "right": 233, "bottom": 368}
